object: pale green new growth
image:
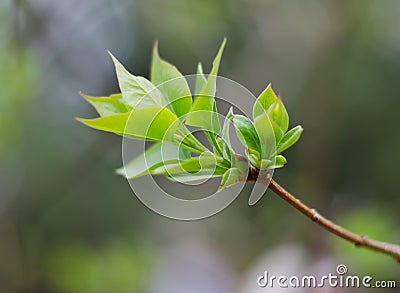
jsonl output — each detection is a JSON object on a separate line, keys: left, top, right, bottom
{"left": 77, "top": 39, "right": 303, "bottom": 191}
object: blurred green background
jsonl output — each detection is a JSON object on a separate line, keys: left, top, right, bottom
{"left": 0, "top": 0, "right": 399, "bottom": 292}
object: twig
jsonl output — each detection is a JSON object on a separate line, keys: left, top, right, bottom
{"left": 266, "top": 179, "right": 400, "bottom": 262}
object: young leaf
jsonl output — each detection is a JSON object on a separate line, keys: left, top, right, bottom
{"left": 197, "top": 38, "right": 226, "bottom": 97}
{"left": 232, "top": 155, "right": 250, "bottom": 173}
{"left": 253, "top": 84, "right": 289, "bottom": 133}
{"left": 185, "top": 38, "right": 226, "bottom": 133}
{"left": 152, "top": 152, "right": 226, "bottom": 175}
{"left": 167, "top": 171, "right": 224, "bottom": 183}
{"left": 116, "top": 142, "right": 190, "bottom": 179}
{"left": 254, "top": 111, "right": 276, "bottom": 160}
{"left": 174, "top": 125, "right": 209, "bottom": 154}
{"left": 267, "top": 100, "right": 288, "bottom": 133}
{"left": 151, "top": 42, "right": 192, "bottom": 117}
{"left": 266, "top": 155, "right": 287, "bottom": 169}
{"left": 220, "top": 107, "right": 234, "bottom": 161}
{"left": 253, "top": 83, "right": 278, "bottom": 118}
{"left": 269, "top": 117, "right": 285, "bottom": 143}
{"left": 77, "top": 107, "right": 179, "bottom": 142}
{"left": 274, "top": 155, "right": 287, "bottom": 168}
{"left": 260, "top": 159, "right": 272, "bottom": 170}
{"left": 80, "top": 93, "right": 130, "bottom": 116}
{"left": 231, "top": 114, "right": 261, "bottom": 155}
{"left": 109, "top": 52, "right": 167, "bottom": 109}
{"left": 275, "top": 125, "right": 303, "bottom": 154}
{"left": 245, "top": 148, "right": 261, "bottom": 169}
{"left": 205, "top": 130, "right": 223, "bottom": 157}
{"left": 218, "top": 168, "right": 242, "bottom": 191}
{"left": 195, "top": 62, "right": 207, "bottom": 95}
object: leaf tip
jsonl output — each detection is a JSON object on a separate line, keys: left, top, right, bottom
{"left": 295, "top": 125, "right": 304, "bottom": 133}
{"left": 227, "top": 107, "right": 234, "bottom": 119}
{"left": 74, "top": 117, "right": 86, "bottom": 123}
{"left": 152, "top": 40, "right": 160, "bottom": 57}
{"left": 79, "top": 91, "right": 92, "bottom": 101}
{"left": 222, "top": 37, "right": 227, "bottom": 46}
{"left": 219, "top": 37, "right": 227, "bottom": 53}
{"left": 115, "top": 167, "right": 126, "bottom": 177}
{"left": 197, "top": 62, "right": 204, "bottom": 74}
{"left": 106, "top": 49, "right": 114, "bottom": 59}
{"left": 107, "top": 50, "right": 121, "bottom": 66}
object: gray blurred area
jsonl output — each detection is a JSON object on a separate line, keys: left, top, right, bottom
{"left": 0, "top": 0, "right": 399, "bottom": 292}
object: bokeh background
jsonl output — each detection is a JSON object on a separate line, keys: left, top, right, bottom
{"left": 1, "top": 0, "right": 399, "bottom": 292}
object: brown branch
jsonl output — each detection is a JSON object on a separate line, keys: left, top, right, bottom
{"left": 267, "top": 179, "right": 400, "bottom": 262}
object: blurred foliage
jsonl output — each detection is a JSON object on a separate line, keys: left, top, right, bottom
{"left": 0, "top": 48, "right": 38, "bottom": 159}
{"left": 45, "top": 240, "right": 152, "bottom": 293}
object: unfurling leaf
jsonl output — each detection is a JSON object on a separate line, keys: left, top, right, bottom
{"left": 220, "top": 107, "right": 234, "bottom": 161}
{"left": 152, "top": 152, "right": 226, "bottom": 176}
{"left": 253, "top": 84, "right": 289, "bottom": 140}
{"left": 80, "top": 93, "right": 130, "bottom": 117}
{"left": 167, "top": 170, "right": 224, "bottom": 183}
{"left": 109, "top": 52, "right": 167, "bottom": 110}
{"left": 231, "top": 114, "right": 261, "bottom": 156}
{"left": 272, "top": 155, "right": 287, "bottom": 169}
{"left": 117, "top": 142, "right": 190, "bottom": 179}
{"left": 77, "top": 107, "right": 179, "bottom": 142}
{"left": 186, "top": 38, "right": 226, "bottom": 133}
{"left": 151, "top": 42, "right": 192, "bottom": 117}
{"left": 254, "top": 111, "right": 276, "bottom": 160}
{"left": 218, "top": 168, "right": 242, "bottom": 191}
{"left": 260, "top": 155, "right": 287, "bottom": 170}
{"left": 275, "top": 125, "right": 303, "bottom": 155}
{"left": 195, "top": 62, "right": 207, "bottom": 95}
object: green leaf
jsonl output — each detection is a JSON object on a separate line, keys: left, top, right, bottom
{"left": 253, "top": 83, "right": 278, "bottom": 118}
{"left": 253, "top": 84, "right": 289, "bottom": 133}
{"left": 80, "top": 92, "right": 130, "bottom": 117}
{"left": 218, "top": 168, "right": 242, "bottom": 191}
{"left": 258, "top": 155, "right": 287, "bottom": 170}
{"left": 167, "top": 169, "right": 225, "bottom": 183}
{"left": 254, "top": 111, "right": 276, "bottom": 160}
{"left": 195, "top": 62, "right": 207, "bottom": 95}
{"left": 231, "top": 114, "right": 261, "bottom": 155}
{"left": 269, "top": 117, "right": 285, "bottom": 143}
{"left": 220, "top": 107, "right": 234, "bottom": 161}
{"left": 205, "top": 130, "right": 223, "bottom": 157}
{"left": 116, "top": 142, "right": 189, "bottom": 179}
{"left": 267, "top": 100, "right": 288, "bottom": 133}
{"left": 185, "top": 38, "right": 226, "bottom": 133}
{"left": 109, "top": 52, "right": 167, "bottom": 109}
{"left": 150, "top": 42, "right": 192, "bottom": 117}
{"left": 245, "top": 148, "right": 261, "bottom": 169}
{"left": 199, "top": 38, "right": 226, "bottom": 96}
{"left": 174, "top": 126, "right": 209, "bottom": 154}
{"left": 275, "top": 125, "right": 303, "bottom": 154}
{"left": 260, "top": 159, "right": 272, "bottom": 170}
{"left": 232, "top": 155, "right": 250, "bottom": 172}
{"left": 152, "top": 152, "right": 226, "bottom": 175}
{"left": 274, "top": 155, "right": 287, "bottom": 168}
{"left": 267, "top": 155, "right": 287, "bottom": 169}
{"left": 77, "top": 107, "right": 179, "bottom": 142}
